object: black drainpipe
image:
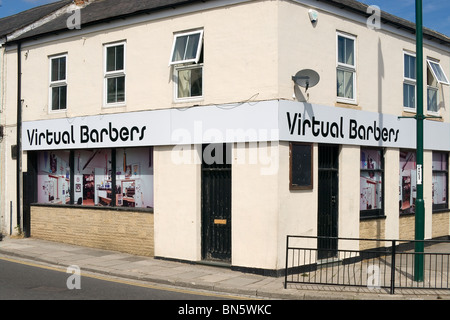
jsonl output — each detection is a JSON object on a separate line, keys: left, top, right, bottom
{"left": 16, "top": 41, "right": 22, "bottom": 231}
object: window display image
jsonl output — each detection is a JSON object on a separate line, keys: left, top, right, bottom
{"left": 115, "top": 148, "right": 153, "bottom": 208}
{"left": 399, "top": 150, "right": 416, "bottom": 214}
{"left": 36, "top": 147, "right": 153, "bottom": 209}
{"left": 360, "top": 149, "right": 382, "bottom": 212}
{"left": 432, "top": 152, "right": 448, "bottom": 209}
{"left": 37, "top": 151, "right": 71, "bottom": 204}
{"left": 73, "top": 149, "right": 111, "bottom": 206}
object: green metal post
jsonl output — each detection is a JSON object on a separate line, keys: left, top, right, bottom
{"left": 414, "top": 0, "right": 425, "bottom": 282}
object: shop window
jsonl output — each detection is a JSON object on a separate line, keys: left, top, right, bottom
{"left": 37, "top": 151, "right": 71, "bottom": 204}
{"left": 337, "top": 32, "right": 356, "bottom": 103}
{"left": 49, "top": 54, "right": 67, "bottom": 111}
{"left": 36, "top": 147, "right": 154, "bottom": 209}
{"left": 289, "top": 142, "right": 313, "bottom": 190}
{"left": 360, "top": 148, "right": 384, "bottom": 218}
{"left": 104, "top": 42, "right": 126, "bottom": 106}
{"left": 403, "top": 52, "right": 416, "bottom": 111}
{"left": 74, "top": 149, "right": 111, "bottom": 206}
{"left": 432, "top": 152, "right": 448, "bottom": 212}
{"left": 115, "top": 147, "right": 153, "bottom": 208}
{"left": 399, "top": 150, "right": 416, "bottom": 214}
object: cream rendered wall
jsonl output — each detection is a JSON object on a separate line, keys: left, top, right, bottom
{"left": 384, "top": 148, "right": 400, "bottom": 240}
{"left": 153, "top": 145, "right": 201, "bottom": 261}
{"left": 232, "top": 142, "right": 280, "bottom": 270}
{"left": 338, "top": 145, "right": 360, "bottom": 242}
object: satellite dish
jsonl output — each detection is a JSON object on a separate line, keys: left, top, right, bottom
{"left": 292, "top": 69, "right": 320, "bottom": 91}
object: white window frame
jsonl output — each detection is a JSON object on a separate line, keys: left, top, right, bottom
{"left": 403, "top": 51, "right": 416, "bottom": 112}
{"left": 49, "top": 53, "right": 68, "bottom": 112}
{"left": 169, "top": 29, "right": 204, "bottom": 66}
{"left": 336, "top": 32, "right": 357, "bottom": 104}
{"left": 427, "top": 59, "right": 450, "bottom": 86}
{"left": 173, "top": 63, "right": 203, "bottom": 102}
{"left": 103, "top": 41, "right": 126, "bottom": 107}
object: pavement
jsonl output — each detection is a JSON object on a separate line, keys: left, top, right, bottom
{"left": 0, "top": 235, "right": 449, "bottom": 300}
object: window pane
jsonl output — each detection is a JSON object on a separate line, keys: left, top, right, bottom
{"left": 433, "top": 152, "right": 448, "bottom": 170}
{"left": 115, "top": 147, "right": 154, "bottom": 208}
{"left": 290, "top": 143, "right": 312, "bottom": 189}
{"left": 37, "top": 151, "right": 71, "bottom": 204}
{"left": 52, "top": 87, "right": 59, "bottom": 110}
{"left": 52, "top": 86, "right": 67, "bottom": 110}
{"left": 360, "top": 171, "right": 382, "bottom": 210}
{"left": 107, "top": 76, "right": 125, "bottom": 103}
{"left": 361, "top": 149, "right": 382, "bottom": 170}
{"left": 107, "top": 78, "right": 116, "bottom": 103}
{"left": 337, "top": 69, "right": 354, "bottom": 99}
{"left": 172, "top": 35, "right": 188, "bottom": 62}
{"left": 115, "top": 45, "right": 124, "bottom": 71}
{"left": 404, "top": 54, "right": 416, "bottom": 79}
{"left": 51, "top": 57, "right": 66, "bottom": 82}
{"left": 106, "top": 45, "right": 124, "bottom": 72}
{"left": 59, "top": 57, "right": 66, "bottom": 80}
{"left": 185, "top": 33, "right": 201, "bottom": 61}
{"left": 74, "top": 149, "right": 111, "bottom": 206}
{"left": 427, "top": 87, "right": 438, "bottom": 112}
{"left": 338, "top": 36, "right": 354, "bottom": 66}
{"left": 116, "top": 76, "right": 125, "bottom": 102}
{"left": 429, "top": 61, "right": 449, "bottom": 83}
{"left": 106, "top": 46, "right": 116, "bottom": 72}
{"left": 433, "top": 172, "right": 447, "bottom": 205}
{"left": 403, "top": 83, "right": 415, "bottom": 108}
{"left": 399, "top": 151, "right": 416, "bottom": 214}
{"left": 177, "top": 67, "right": 202, "bottom": 98}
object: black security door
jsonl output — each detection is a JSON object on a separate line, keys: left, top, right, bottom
{"left": 317, "top": 145, "right": 339, "bottom": 260}
{"left": 201, "top": 144, "right": 232, "bottom": 262}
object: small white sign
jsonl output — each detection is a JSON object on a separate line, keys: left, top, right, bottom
{"left": 417, "top": 164, "right": 423, "bottom": 185}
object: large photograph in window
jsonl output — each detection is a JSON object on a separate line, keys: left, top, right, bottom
{"left": 115, "top": 147, "right": 154, "bottom": 208}
{"left": 432, "top": 152, "right": 448, "bottom": 211}
{"left": 36, "top": 147, "right": 154, "bottom": 209}
{"left": 73, "top": 149, "right": 111, "bottom": 206}
{"left": 37, "top": 151, "right": 71, "bottom": 204}
{"left": 399, "top": 150, "right": 416, "bottom": 214}
{"left": 360, "top": 148, "right": 383, "bottom": 217}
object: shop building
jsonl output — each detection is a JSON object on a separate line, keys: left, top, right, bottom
{"left": 1, "top": 0, "right": 450, "bottom": 275}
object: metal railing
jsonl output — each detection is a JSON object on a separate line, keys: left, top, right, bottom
{"left": 285, "top": 235, "right": 450, "bottom": 294}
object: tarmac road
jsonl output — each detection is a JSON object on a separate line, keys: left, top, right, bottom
{"left": 0, "top": 256, "right": 242, "bottom": 300}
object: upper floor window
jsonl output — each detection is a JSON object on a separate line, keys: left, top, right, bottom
{"left": 403, "top": 52, "right": 416, "bottom": 110}
{"left": 336, "top": 32, "right": 356, "bottom": 103}
{"left": 170, "top": 29, "right": 204, "bottom": 101}
{"left": 170, "top": 30, "right": 203, "bottom": 65}
{"left": 104, "top": 42, "right": 126, "bottom": 106}
{"left": 49, "top": 54, "right": 67, "bottom": 111}
{"left": 427, "top": 59, "right": 449, "bottom": 114}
